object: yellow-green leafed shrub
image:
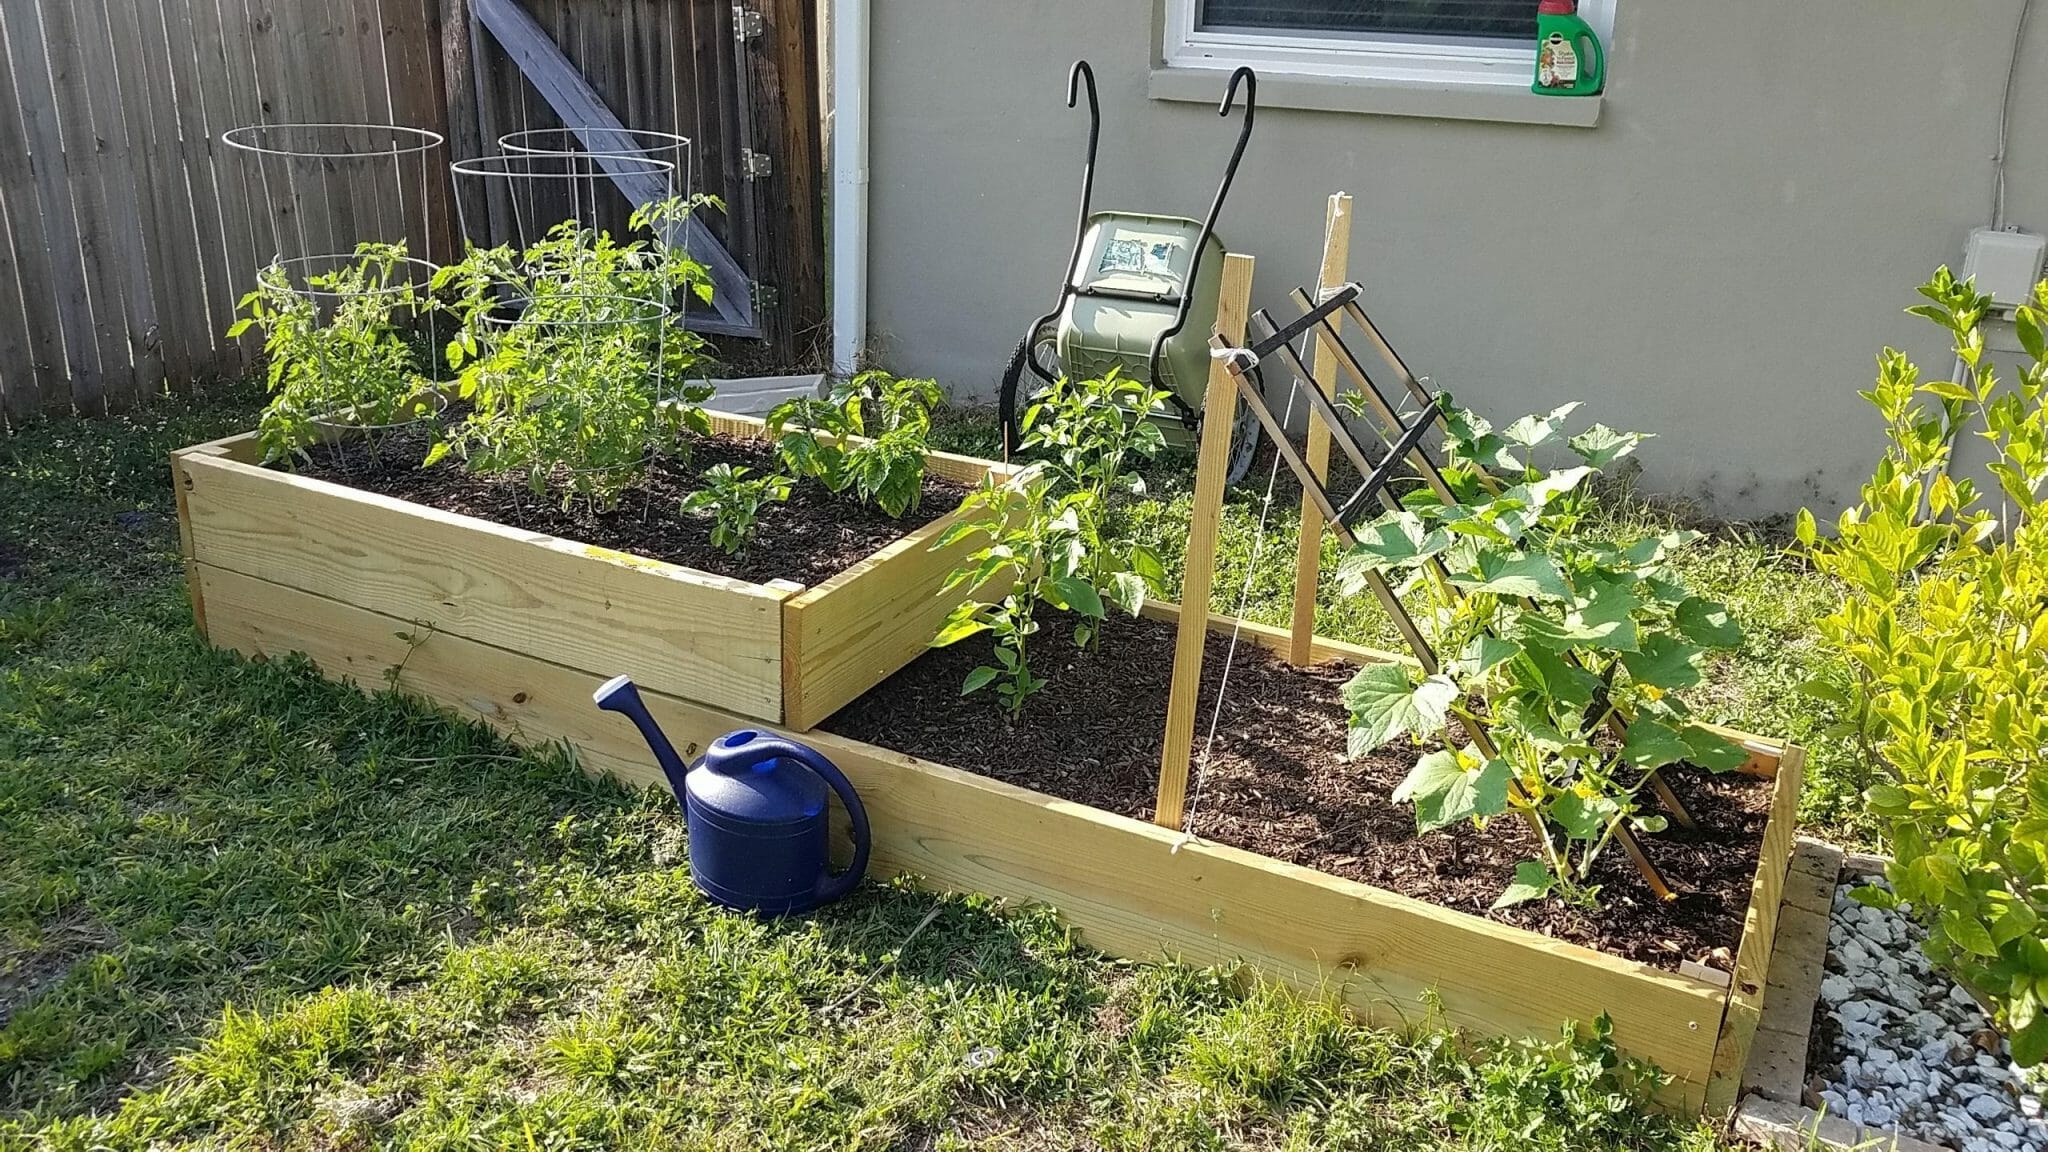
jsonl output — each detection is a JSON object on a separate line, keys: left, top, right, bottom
{"left": 1799, "top": 269, "right": 2048, "bottom": 1066}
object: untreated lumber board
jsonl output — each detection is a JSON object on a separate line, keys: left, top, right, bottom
{"left": 1290, "top": 193, "right": 1351, "bottom": 666}
{"left": 1706, "top": 742, "right": 1806, "bottom": 1115}
{"left": 194, "top": 560, "right": 1733, "bottom": 1111}
{"left": 1743, "top": 836, "right": 1841, "bottom": 1106}
{"left": 179, "top": 446, "right": 789, "bottom": 720}
{"left": 1155, "top": 252, "right": 1254, "bottom": 830}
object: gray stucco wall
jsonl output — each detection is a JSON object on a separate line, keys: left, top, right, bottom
{"left": 861, "top": 1, "right": 2048, "bottom": 517}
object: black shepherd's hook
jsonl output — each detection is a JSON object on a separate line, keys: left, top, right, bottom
{"left": 1147, "top": 66, "right": 1257, "bottom": 410}
{"left": 1021, "top": 60, "right": 1102, "bottom": 389}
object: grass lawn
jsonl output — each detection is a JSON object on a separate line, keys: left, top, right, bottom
{"left": 0, "top": 391, "right": 1830, "bottom": 1149}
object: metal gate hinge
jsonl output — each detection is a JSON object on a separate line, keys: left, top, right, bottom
{"left": 734, "top": 5, "right": 763, "bottom": 40}
{"left": 750, "top": 281, "right": 778, "bottom": 312}
{"left": 740, "top": 149, "right": 773, "bottom": 180}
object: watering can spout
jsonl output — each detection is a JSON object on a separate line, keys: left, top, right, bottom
{"left": 592, "top": 675, "right": 691, "bottom": 802}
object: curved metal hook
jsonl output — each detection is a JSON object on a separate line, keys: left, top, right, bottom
{"left": 1147, "top": 66, "right": 1259, "bottom": 408}
{"left": 1219, "top": 64, "right": 1256, "bottom": 121}
{"left": 1067, "top": 59, "right": 1098, "bottom": 114}
{"left": 1021, "top": 60, "right": 1105, "bottom": 393}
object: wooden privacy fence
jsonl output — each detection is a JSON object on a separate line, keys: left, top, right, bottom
{"left": 0, "top": 0, "right": 822, "bottom": 423}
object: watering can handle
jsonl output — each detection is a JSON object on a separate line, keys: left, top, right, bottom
{"left": 721, "top": 735, "right": 872, "bottom": 903}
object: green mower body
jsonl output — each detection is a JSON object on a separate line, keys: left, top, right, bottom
{"left": 1056, "top": 211, "right": 1224, "bottom": 447}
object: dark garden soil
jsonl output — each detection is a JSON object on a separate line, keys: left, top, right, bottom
{"left": 289, "top": 424, "right": 969, "bottom": 586}
{"left": 824, "top": 610, "right": 1774, "bottom": 975}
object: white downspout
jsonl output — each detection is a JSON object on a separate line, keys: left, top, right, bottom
{"left": 830, "top": 0, "right": 869, "bottom": 378}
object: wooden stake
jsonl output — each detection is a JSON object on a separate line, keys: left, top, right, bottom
{"left": 1155, "top": 252, "right": 1255, "bottom": 831}
{"left": 1288, "top": 193, "right": 1352, "bottom": 667}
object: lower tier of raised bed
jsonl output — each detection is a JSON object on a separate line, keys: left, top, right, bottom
{"left": 188, "top": 560, "right": 1801, "bottom": 1116}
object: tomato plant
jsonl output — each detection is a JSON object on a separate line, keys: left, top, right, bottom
{"left": 1798, "top": 269, "right": 2048, "bottom": 1066}
{"left": 229, "top": 242, "right": 436, "bottom": 464}
{"left": 430, "top": 199, "right": 717, "bottom": 509}
{"left": 1339, "top": 398, "right": 1748, "bottom": 908}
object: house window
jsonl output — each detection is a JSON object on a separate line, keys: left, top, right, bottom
{"left": 1162, "top": 0, "right": 1616, "bottom": 89}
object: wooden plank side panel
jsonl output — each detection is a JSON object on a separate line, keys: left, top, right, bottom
{"left": 194, "top": 563, "right": 1729, "bottom": 1110}
{"left": 1705, "top": 742, "right": 1805, "bottom": 1115}
{"left": 783, "top": 495, "right": 994, "bottom": 732}
{"left": 179, "top": 452, "right": 789, "bottom": 719}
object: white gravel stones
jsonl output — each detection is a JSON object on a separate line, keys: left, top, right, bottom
{"left": 1818, "top": 874, "right": 2048, "bottom": 1150}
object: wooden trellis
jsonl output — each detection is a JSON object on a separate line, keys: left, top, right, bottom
{"left": 1154, "top": 195, "right": 1688, "bottom": 899}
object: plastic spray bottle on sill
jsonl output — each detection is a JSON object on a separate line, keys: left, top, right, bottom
{"left": 1533, "top": 0, "right": 1604, "bottom": 97}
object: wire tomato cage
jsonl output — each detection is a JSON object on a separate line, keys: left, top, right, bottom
{"left": 220, "top": 123, "right": 448, "bottom": 268}
{"left": 453, "top": 290, "right": 679, "bottom": 512}
{"left": 493, "top": 128, "right": 715, "bottom": 344}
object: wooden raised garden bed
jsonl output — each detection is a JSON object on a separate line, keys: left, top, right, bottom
{"left": 173, "top": 410, "right": 1026, "bottom": 731}
{"left": 176, "top": 502, "right": 1803, "bottom": 1116}
{"left": 174, "top": 246, "right": 1801, "bottom": 1118}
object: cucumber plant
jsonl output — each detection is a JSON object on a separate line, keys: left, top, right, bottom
{"left": 229, "top": 242, "right": 435, "bottom": 464}
{"left": 767, "top": 370, "right": 944, "bottom": 518}
{"left": 1338, "top": 398, "right": 1747, "bottom": 908}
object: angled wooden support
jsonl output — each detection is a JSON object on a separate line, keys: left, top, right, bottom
{"left": 1155, "top": 253, "right": 1255, "bottom": 831}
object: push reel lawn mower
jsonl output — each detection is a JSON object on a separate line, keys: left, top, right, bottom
{"left": 999, "top": 61, "right": 1263, "bottom": 483}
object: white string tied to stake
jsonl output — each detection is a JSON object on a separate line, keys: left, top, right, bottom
{"left": 1171, "top": 347, "right": 1306, "bottom": 854}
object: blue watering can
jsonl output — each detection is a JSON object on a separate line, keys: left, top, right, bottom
{"left": 593, "top": 675, "right": 871, "bottom": 915}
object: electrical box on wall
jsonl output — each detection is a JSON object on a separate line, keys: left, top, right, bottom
{"left": 1963, "top": 227, "right": 2047, "bottom": 309}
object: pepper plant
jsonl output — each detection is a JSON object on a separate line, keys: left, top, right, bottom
{"left": 229, "top": 242, "right": 435, "bottom": 464}
{"left": 1797, "top": 269, "right": 2048, "bottom": 1066}
{"left": 680, "top": 464, "right": 792, "bottom": 556}
{"left": 1018, "top": 369, "right": 1172, "bottom": 643}
{"left": 1339, "top": 398, "right": 1748, "bottom": 908}
{"left": 767, "top": 370, "right": 943, "bottom": 518}
{"left": 929, "top": 473, "right": 1103, "bottom": 718}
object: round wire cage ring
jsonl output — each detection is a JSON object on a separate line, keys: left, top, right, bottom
{"left": 308, "top": 389, "right": 449, "bottom": 437}
{"left": 221, "top": 123, "right": 447, "bottom": 160}
{"left": 261, "top": 252, "right": 442, "bottom": 301}
{"left": 497, "top": 127, "right": 691, "bottom": 163}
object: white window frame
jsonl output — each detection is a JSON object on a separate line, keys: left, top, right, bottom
{"left": 1162, "top": 0, "right": 1617, "bottom": 89}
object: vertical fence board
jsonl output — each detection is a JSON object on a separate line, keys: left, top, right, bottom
{"left": 159, "top": 0, "right": 241, "bottom": 372}
{"left": 3, "top": 0, "right": 101, "bottom": 404}
{"left": 108, "top": 0, "right": 201, "bottom": 385}
{"left": 38, "top": 0, "right": 135, "bottom": 412}
{"left": 0, "top": 0, "right": 68, "bottom": 410}
{"left": 73, "top": 0, "right": 169, "bottom": 401}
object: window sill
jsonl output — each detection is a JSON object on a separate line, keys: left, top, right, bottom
{"left": 1147, "top": 66, "right": 1603, "bottom": 129}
